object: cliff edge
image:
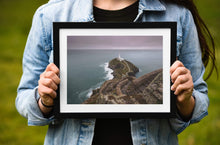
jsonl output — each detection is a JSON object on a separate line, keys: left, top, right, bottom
{"left": 83, "top": 58, "right": 163, "bottom": 104}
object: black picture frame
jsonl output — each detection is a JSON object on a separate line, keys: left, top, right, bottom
{"left": 53, "top": 22, "right": 176, "bottom": 118}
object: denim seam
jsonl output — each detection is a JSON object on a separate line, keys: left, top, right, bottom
{"left": 190, "top": 111, "right": 208, "bottom": 124}
{"left": 76, "top": 120, "right": 83, "bottom": 145}
{"left": 28, "top": 119, "right": 52, "bottom": 126}
{"left": 176, "top": 111, "right": 208, "bottom": 134}
{"left": 39, "top": 13, "right": 50, "bottom": 52}
{"left": 176, "top": 121, "right": 189, "bottom": 135}
{"left": 61, "top": 121, "right": 67, "bottom": 145}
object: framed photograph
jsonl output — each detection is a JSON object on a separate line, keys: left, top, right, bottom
{"left": 53, "top": 22, "right": 176, "bottom": 118}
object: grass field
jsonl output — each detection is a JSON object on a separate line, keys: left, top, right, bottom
{"left": 0, "top": 0, "right": 219, "bottom": 145}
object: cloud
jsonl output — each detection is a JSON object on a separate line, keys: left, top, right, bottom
{"left": 67, "top": 36, "right": 162, "bottom": 50}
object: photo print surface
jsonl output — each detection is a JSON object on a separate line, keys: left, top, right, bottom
{"left": 67, "top": 36, "right": 163, "bottom": 105}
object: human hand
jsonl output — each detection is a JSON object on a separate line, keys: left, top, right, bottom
{"left": 38, "top": 63, "right": 60, "bottom": 114}
{"left": 170, "top": 60, "right": 195, "bottom": 120}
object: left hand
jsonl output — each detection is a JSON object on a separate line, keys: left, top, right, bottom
{"left": 170, "top": 60, "right": 195, "bottom": 120}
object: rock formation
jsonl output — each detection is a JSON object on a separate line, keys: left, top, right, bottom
{"left": 83, "top": 57, "right": 163, "bottom": 104}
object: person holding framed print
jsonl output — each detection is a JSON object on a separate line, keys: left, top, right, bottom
{"left": 16, "top": 0, "right": 217, "bottom": 145}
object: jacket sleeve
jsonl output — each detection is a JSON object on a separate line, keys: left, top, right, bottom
{"left": 169, "top": 8, "right": 209, "bottom": 134}
{"left": 16, "top": 8, "right": 55, "bottom": 126}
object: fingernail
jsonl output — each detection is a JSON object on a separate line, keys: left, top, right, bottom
{"left": 171, "top": 86, "right": 174, "bottom": 91}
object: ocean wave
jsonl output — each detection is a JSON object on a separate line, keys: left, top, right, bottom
{"left": 100, "top": 62, "right": 114, "bottom": 80}
{"left": 78, "top": 81, "right": 104, "bottom": 100}
{"left": 79, "top": 62, "right": 114, "bottom": 101}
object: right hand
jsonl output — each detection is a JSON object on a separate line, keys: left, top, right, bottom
{"left": 38, "top": 63, "right": 60, "bottom": 113}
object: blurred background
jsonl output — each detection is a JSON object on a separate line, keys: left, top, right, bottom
{"left": 0, "top": 0, "right": 219, "bottom": 144}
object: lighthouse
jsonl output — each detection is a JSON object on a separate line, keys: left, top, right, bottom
{"left": 118, "top": 54, "right": 124, "bottom": 61}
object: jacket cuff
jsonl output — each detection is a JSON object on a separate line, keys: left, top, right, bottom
{"left": 27, "top": 87, "right": 55, "bottom": 126}
{"left": 169, "top": 89, "right": 208, "bottom": 134}
{"left": 190, "top": 89, "right": 209, "bottom": 123}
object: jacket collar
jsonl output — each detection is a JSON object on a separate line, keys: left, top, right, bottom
{"left": 68, "top": 0, "right": 166, "bottom": 22}
{"left": 139, "top": 0, "right": 166, "bottom": 11}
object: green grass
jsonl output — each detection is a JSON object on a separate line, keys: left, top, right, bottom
{"left": 178, "top": 1, "right": 220, "bottom": 144}
{"left": 0, "top": 0, "right": 48, "bottom": 144}
{"left": 0, "top": 0, "right": 219, "bottom": 145}
{"left": 178, "top": 49, "right": 220, "bottom": 145}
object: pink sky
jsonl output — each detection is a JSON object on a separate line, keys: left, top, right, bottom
{"left": 67, "top": 36, "right": 162, "bottom": 50}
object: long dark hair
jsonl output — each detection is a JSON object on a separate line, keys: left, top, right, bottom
{"left": 162, "top": 0, "right": 217, "bottom": 80}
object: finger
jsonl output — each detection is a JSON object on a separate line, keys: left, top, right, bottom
{"left": 38, "top": 84, "right": 57, "bottom": 99}
{"left": 176, "top": 88, "right": 193, "bottom": 103}
{"left": 171, "top": 74, "right": 188, "bottom": 91}
{"left": 40, "top": 71, "right": 46, "bottom": 79}
{"left": 40, "top": 78, "right": 58, "bottom": 91}
{"left": 170, "top": 60, "right": 184, "bottom": 75}
{"left": 171, "top": 67, "right": 189, "bottom": 83}
{"left": 44, "top": 71, "right": 60, "bottom": 85}
{"left": 174, "top": 81, "right": 193, "bottom": 95}
{"left": 46, "top": 63, "right": 59, "bottom": 75}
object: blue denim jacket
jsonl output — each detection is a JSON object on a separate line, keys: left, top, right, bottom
{"left": 16, "top": 0, "right": 209, "bottom": 145}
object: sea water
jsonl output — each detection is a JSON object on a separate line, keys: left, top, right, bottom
{"left": 67, "top": 49, "right": 162, "bottom": 104}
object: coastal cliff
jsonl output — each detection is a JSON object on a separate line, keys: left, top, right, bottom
{"left": 83, "top": 57, "right": 163, "bottom": 104}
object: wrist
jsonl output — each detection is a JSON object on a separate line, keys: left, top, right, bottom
{"left": 40, "top": 98, "right": 54, "bottom": 108}
{"left": 177, "top": 96, "right": 195, "bottom": 121}
{"left": 38, "top": 98, "right": 53, "bottom": 115}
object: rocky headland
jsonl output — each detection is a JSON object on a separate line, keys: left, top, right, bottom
{"left": 83, "top": 57, "right": 163, "bottom": 104}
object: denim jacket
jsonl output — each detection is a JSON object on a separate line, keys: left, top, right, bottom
{"left": 16, "top": 0, "right": 209, "bottom": 145}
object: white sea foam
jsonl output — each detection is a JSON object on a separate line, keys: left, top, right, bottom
{"left": 79, "top": 81, "right": 104, "bottom": 100}
{"left": 81, "top": 62, "right": 114, "bottom": 101}
{"left": 86, "top": 89, "right": 93, "bottom": 98}
{"left": 102, "top": 62, "right": 114, "bottom": 80}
